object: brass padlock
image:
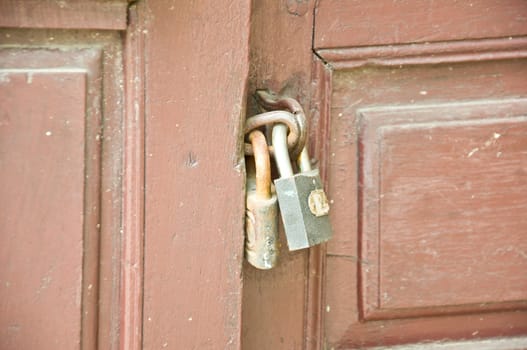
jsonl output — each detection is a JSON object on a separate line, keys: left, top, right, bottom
{"left": 271, "top": 123, "right": 332, "bottom": 251}
{"left": 245, "top": 130, "right": 279, "bottom": 269}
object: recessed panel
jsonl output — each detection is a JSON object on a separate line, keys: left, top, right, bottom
{"left": 0, "top": 71, "right": 86, "bottom": 349}
{"left": 359, "top": 101, "right": 527, "bottom": 319}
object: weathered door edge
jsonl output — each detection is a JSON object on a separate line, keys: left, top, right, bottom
{"left": 141, "top": 0, "right": 251, "bottom": 348}
{"left": 120, "top": 2, "right": 147, "bottom": 350}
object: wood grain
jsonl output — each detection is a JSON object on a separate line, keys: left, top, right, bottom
{"left": 141, "top": 1, "right": 250, "bottom": 348}
{"left": 0, "top": 69, "right": 87, "bottom": 350}
{"left": 120, "top": 3, "right": 146, "bottom": 350}
{"left": 0, "top": 30, "right": 125, "bottom": 350}
{"left": 360, "top": 101, "right": 527, "bottom": 319}
{"left": 241, "top": 1, "right": 321, "bottom": 349}
{"left": 314, "top": 0, "right": 527, "bottom": 49}
{"left": 0, "top": 0, "right": 128, "bottom": 30}
{"left": 324, "top": 48, "right": 527, "bottom": 347}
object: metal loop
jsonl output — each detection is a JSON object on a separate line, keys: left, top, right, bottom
{"left": 248, "top": 130, "right": 272, "bottom": 199}
{"left": 272, "top": 123, "right": 294, "bottom": 178}
{"left": 255, "top": 90, "right": 307, "bottom": 158}
{"left": 244, "top": 110, "right": 299, "bottom": 156}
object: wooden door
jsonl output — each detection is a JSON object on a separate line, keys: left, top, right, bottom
{"left": 2, "top": 1, "right": 527, "bottom": 350}
{"left": 0, "top": 1, "right": 250, "bottom": 349}
{"left": 243, "top": 1, "right": 527, "bottom": 349}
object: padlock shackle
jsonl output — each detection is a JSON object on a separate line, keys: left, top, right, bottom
{"left": 248, "top": 130, "right": 272, "bottom": 199}
{"left": 272, "top": 123, "right": 294, "bottom": 178}
{"left": 244, "top": 110, "right": 300, "bottom": 157}
{"left": 297, "top": 146, "right": 311, "bottom": 172}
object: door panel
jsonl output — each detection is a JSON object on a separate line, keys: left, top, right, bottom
{"left": 0, "top": 30, "right": 124, "bottom": 350}
{"left": 314, "top": 1, "right": 527, "bottom": 348}
{"left": 359, "top": 101, "right": 527, "bottom": 318}
{"left": 0, "top": 69, "right": 87, "bottom": 350}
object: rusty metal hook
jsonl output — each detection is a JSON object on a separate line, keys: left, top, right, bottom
{"left": 244, "top": 110, "right": 300, "bottom": 156}
{"left": 248, "top": 130, "right": 272, "bottom": 199}
{"left": 255, "top": 90, "right": 307, "bottom": 159}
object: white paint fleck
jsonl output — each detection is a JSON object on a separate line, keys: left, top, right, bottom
{"left": 419, "top": 90, "right": 428, "bottom": 95}
{"left": 472, "top": 331, "right": 479, "bottom": 336}
{"left": 326, "top": 305, "right": 331, "bottom": 312}
{"left": 162, "top": 342, "right": 168, "bottom": 348}
{"left": 188, "top": 316, "right": 193, "bottom": 321}
{"left": 26, "top": 73, "right": 33, "bottom": 84}
{"left": 45, "top": 131, "right": 52, "bottom": 136}
{"left": 467, "top": 147, "right": 479, "bottom": 158}
{"left": 496, "top": 151, "right": 502, "bottom": 158}
{"left": 338, "top": 113, "right": 343, "bottom": 117}
{"left": 493, "top": 132, "right": 501, "bottom": 139}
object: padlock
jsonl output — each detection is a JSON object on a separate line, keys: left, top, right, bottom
{"left": 245, "top": 130, "right": 279, "bottom": 269}
{"left": 272, "top": 123, "right": 332, "bottom": 251}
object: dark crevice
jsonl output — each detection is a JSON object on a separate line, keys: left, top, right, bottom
{"left": 311, "top": 0, "right": 332, "bottom": 69}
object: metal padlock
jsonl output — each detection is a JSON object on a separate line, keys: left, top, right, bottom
{"left": 272, "top": 123, "right": 332, "bottom": 251}
{"left": 245, "top": 130, "right": 279, "bottom": 269}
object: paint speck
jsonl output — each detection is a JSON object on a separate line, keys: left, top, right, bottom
{"left": 331, "top": 153, "right": 335, "bottom": 157}
{"left": 45, "top": 131, "right": 52, "bottom": 136}
{"left": 496, "top": 152, "right": 502, "bottom": 158}
{"left": 142, "top": 29, "right": 148, "bottom": 34}
{"left": 148, "top": 317, "right": 152, "bottom": 322}
{"left": 467, "top": 148, "right": 479, "bottom": 158}
{"left": 493, "top": 132, "right": 501, "bottom": 139}
{"left": 188, "top": 316, "right": 193, "bottom": 321}
{"left": 419, "top": 90, "right": 428, "bottom": 95}
{"left": 326, "top": 305, "right": 331, "bottom": 312}
{"left": 88, "top": 284, "right": 93, "bottom": 290}
{"left": 338, "top": 113, "right": 343, "bottom": 117}
{"left": 472, "top": 331, "right": 479, "bottom": 336}
{"left": 162, "top": 342, "right": 168, "bottom": 348}
{"left": 26, "top": 73, "right": 33, "bottom": 84}
{"left": 186, "top": 152, "right": 198, "bottom": 168}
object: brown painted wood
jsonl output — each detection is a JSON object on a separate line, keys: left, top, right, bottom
{"left": 320, "top": 35, "right": 527, "bottom": 348}
{"left": 0, "top": 67, "right": 87, "bottom": 350}
{"left": 0, "top": 30, "right": 124, "bottom": 350}
{"left": 0, "top": 0, "right": 128, "bottom": 30}
{"left": 241, "top": 1, "right": 325, "bottom": 349}
{"left": 120, "top": 3, "right": 146, "bottom": 350}
{"left": 141, "top": 1, "right": 250, "bottom": 348}
{"left": 359, "top": 101, "right": 527, "bottom": 320}
{"left": 314, "top": 0, "right": 527, "bottom": 49}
